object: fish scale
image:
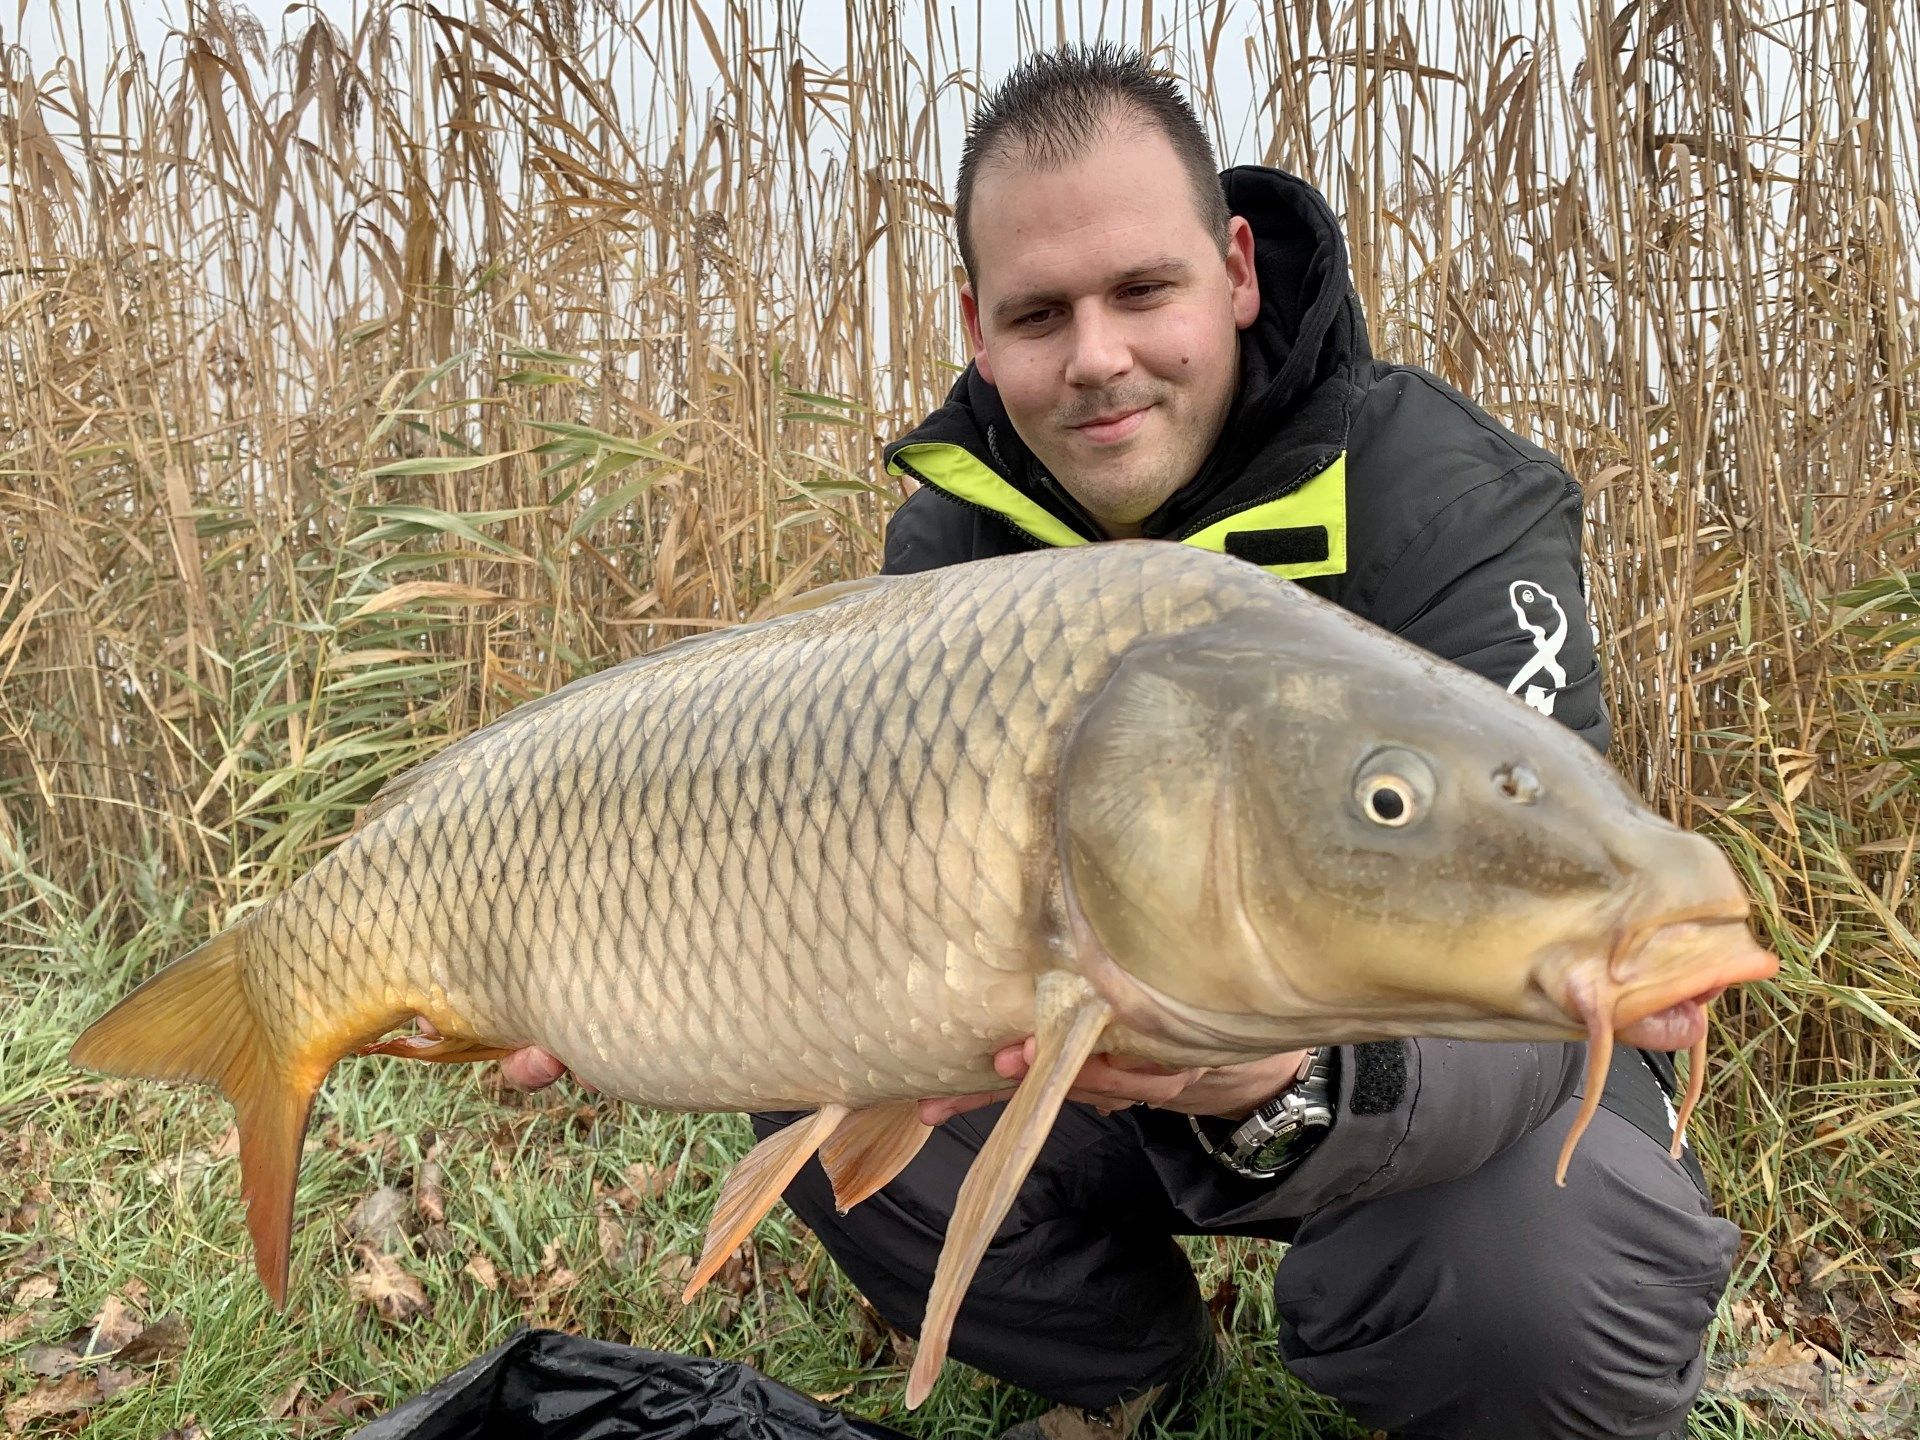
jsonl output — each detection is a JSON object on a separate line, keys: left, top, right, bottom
{"left": 68, "top": 541, "right": 1776, "bottom": 1410}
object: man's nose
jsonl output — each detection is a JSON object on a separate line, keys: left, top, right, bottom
{"left": 1062, "top": 306, "right": 1132, "bottom": 387}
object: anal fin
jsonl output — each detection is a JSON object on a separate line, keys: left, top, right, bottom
{"left": 682, "top": 1104, "right": 848, "bottom": 1303}
{"left": 819, "top": 1101, "right": 932, "bottom": 1213}
{"left": 906, "top": 973, "right": 1111, "bottom": 1408}
{"left": 357, "top": 1033, "right": 520, "bottom": 1063}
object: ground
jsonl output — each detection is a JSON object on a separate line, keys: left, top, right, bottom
{"left": 1, "top": 893, "right": 1905, "bottom": 1439}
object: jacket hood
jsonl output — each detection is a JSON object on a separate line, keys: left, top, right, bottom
{"left": 885, "top": 164, "right": 1372, "bottom": 540}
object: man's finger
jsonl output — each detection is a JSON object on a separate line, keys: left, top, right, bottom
{"left": 500, "top": 1047, "right": 568, "bottom": 1091}
{"left": 918, "top": 1090, "right": 1012, "bottom": 1126}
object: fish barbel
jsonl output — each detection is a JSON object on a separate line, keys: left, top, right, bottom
{"left": 68, "top": 542, "right": 1776, "bottom": 1406}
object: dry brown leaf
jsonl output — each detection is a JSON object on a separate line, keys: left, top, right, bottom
{"left": 22, "top": 1342, "right": 82, "bottom": 1377}
{"left": 346, "top": 1185, "right": 412, "bottom": 1254}
{"left": 117, "top": 1313, "right": 191, "bottom": 1367}
{"left": 13, "top": 1273, "right": 58, "bottom": 1306}
{"left": 3, "top": 1371, "right": 106, "bottom": 1428}
{"left": 289, "top": 1386, "right": 378, "bottom": 1435}
{"left": 1715, "top": 1336, "right": 1920, "bottom": 1437}
{"left": 146, "top": 1146, "right": 225, "bottom": 1187}
{"left": 715, "top": 1243, "right": 755, "bottom": 1296}
{"left": 625, "top": 1161, "right": 677, "bottom": 1199}
{"left": 155, "top": 1424, "right": 206, "bottom": 1440}
{"left": 347, "top": 1246, "right": 432, "bottom": 1326}
{"left": 85, "top": 1292, "right": 145, "bottom": 1355}
{"left": 347, "top": 581, "right": 506, "bottom": 620}
{"left": 597, "top": 1213, "right": 649, "bottom": 1270}
{"left": 415, "top": 1146, "right": 445, "bottom": 1224}
{"left": 463, "top": 1253, "right": 501, "bottom": 1291}
{"left": 93, "top": 1364, "right": 146, "bottom": 1403}
{"left": 5, "top": 1182, "right": 49, "bottom": 1230}
{"left": 265, "top": 1378, "right": 306, "bottom": 1419}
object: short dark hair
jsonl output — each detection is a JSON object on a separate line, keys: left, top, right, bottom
{"left": 955, "top": 44, "right": 1231, "bottom": 282}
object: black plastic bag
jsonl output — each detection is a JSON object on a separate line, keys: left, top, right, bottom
{"left": 354, "top": 1328, "right": 912, "bottom": 1440}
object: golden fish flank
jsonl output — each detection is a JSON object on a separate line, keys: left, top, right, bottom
{"left": 68, "top": 541, "right": 1776, "bottom": 1409}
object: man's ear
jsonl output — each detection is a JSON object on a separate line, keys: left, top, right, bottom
{"left": 1225, "top": 216, "right": 1260, "bottom": 330}
{"left": 959, "top": 281, "right": 997, "bottom": 386}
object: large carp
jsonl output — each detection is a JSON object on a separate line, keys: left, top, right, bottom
{"left": 70, "top": 542, "right": 1775, "bottom": 1406}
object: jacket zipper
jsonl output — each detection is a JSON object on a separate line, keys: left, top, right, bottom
{"left": 1170, "top": 447, "right": 1343, "bottom": 541}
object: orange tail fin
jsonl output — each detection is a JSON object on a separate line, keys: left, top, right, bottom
{"left": 67, "top": 927, "right": 329, "bottom": 1308}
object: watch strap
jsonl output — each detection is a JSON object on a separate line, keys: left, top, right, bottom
{"left": 1188, "top": 1046, "right": 1338, "bottom": 1180}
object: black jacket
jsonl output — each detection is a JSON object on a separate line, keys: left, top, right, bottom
{"left": 879, "top": 165, "right": 1605, "bottom": 1224}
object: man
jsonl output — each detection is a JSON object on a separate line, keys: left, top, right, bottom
{"left": 493, "top": 45, "right": 1736, "bottom": 1440}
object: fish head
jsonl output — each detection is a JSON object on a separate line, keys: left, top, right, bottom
{"left": 1056, "top": 600, "right": 1777, "bottom": 1052}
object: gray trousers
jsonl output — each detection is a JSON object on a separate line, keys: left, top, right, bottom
{"left": 754, "top": 1043, "right": 1737, "bottom": 1439}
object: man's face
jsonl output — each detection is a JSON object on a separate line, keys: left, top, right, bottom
{"left": 960, "top": 117, "right": 1260, "bottom": 538}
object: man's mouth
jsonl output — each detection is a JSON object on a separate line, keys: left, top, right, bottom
{"left": 1073, "top": 406, "right": 1150, "bottom": 444}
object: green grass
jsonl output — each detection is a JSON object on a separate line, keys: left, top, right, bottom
{"left": 0, "top": 867, "right": 1864, "bottom": 1440}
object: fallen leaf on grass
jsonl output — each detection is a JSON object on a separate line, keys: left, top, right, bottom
{"left": 462, "top": 1253, "right": 500, "bottom": 1291}
{"left": 346, "top": 1186, "right": 412, "bottom": 1254}
{"left": 21, "top": 1342, "right": 81, "bottom": 1378}
{"left": 287, "top": 1386, "right": 378, "bottom": 1435}
{"left": 348, "top": 1245, "right": 431, "bottom": 1326}
{"left": 144, "top": 1127, "right": 239, "bottom": 1188}
{"left": 5, "top": 1180, "right": 51, "bottom": 1230}
{"left": 0, "top": 1313, "right": 39, "bottom": 1344}
{"left": 415, "top": 1139, "right": 445, "bottom": 1224}
{"left": 11, "top": 1274, "right": 58, "bottom": 1307}
{"left": 117, "top": 1313, "right": 190, "bottom": 1367}
{"left": 17, "top": 1307, "right": 188, "bottom": 1387}
{"left": 626, "top": 1161, "right": 677, "bottom": 1200}
{"left": 265, "top": 1378, "right": 305, "bottom": 1420}
{"left": 3, "top": 1371, "right": 109, "bottom": 1428}
{"left": 1712, "top": 1333, "right": 1920, "bottom": 1437}
{"left": 597, "top": 1214, "right": 649, "bottom": 1271}
{"left": 84, "top": 1293, "right": 144, "bottom": 1355}
{"left": 154, "top": 1424, "right": 206, "bottom": 1440}
{"left": 1, "top": 1366, "right": 149, "bottom": 1429}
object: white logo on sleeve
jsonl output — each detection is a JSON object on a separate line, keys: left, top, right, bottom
{"left": 1506, "top": 580, "right": 1568, "bottom": 716}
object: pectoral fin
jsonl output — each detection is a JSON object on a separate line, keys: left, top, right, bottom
{"left": 905, "top": 973, "right": 1112, "bottom": 1409}
{"left": 683, "top": 1105, "right": 848, "bottom": 1303}
{"left": 819, "top": 1101, "right": 932, "bottom": 1212}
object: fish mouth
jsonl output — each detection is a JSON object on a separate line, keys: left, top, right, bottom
{"left": 1604, "top": 903, "right": 1778, "bottom": 1047}
{"left": 1548, "top": 902, "right": 1776, "bottom": 1186}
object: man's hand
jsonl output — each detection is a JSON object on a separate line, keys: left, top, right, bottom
{"left": 917, "top": 1041, "right": 1313, "bottom": 1126}
{"left": 411, "top": 1018, "right": 590, "bottom": 1093}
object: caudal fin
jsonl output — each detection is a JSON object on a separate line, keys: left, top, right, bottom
{"left": 68, "top": 927, "right": 327, "bottom": 1307}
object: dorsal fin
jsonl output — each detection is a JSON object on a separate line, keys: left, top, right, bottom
{"left": 356, "top": 574, "right": 896, "bottom": 829}
{"left": 751, "top": 574, "right": 893, "bottom": 621}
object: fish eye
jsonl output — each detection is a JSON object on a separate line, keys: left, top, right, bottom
{"left": 1351, "top": 748, "right": 1435, "bottom": 829}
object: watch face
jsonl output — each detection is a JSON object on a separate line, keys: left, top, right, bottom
{"left": 1251, "top": 1133, "right": 1301, "bottom": 1171}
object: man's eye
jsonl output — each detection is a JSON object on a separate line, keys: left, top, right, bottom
{"left": 1015, "top": 308, "right": 1055, "bottom": 328}
{"left": 1120, "top": 283, "right": 1168, "bottom": 301}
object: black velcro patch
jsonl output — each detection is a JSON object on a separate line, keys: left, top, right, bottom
{"left": 1223, "top": 526, "right": 1330, "bottom": 568}
{"left": 1349, "top": 1041, "right": 1408, "bottom": 1115}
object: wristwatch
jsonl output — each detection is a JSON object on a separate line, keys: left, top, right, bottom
{"left": 1187, "top": 1047, "right": 1338, "bottom": 1180}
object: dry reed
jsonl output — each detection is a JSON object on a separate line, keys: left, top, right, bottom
{"left": 3, "top": 0, "right": 1916, "bottom": 1361}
